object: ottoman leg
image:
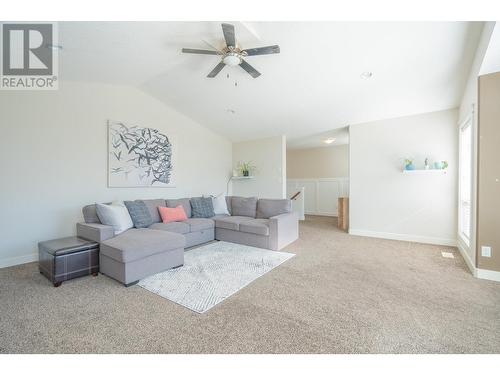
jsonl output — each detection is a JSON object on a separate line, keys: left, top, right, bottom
{"left": 92, "top": 272, "right": 98, "bottom": 277}
{"left": 53, "top": 281, "right": 62, "bottom": 287}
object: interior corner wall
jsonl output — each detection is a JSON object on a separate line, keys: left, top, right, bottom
{"left": 349, "top": 109, "right": 458, "bottom": 246}
{"left": 0, "top": 81, "right": 233, "bottom": 268}
{"left": 477, "top": 71, "right": 500, "bottom": 273}
{"left": 286, "top": 145, "right": 349, "bottom": 179}
{"left": 231, "top": 135, "right": 286, "bottom": 199}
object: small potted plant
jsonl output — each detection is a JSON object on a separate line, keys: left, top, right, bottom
{"left": 433, "top": 160, "right": 448, "bottom": 170}
{"left": 237, "top": 161, "right": 256, "bottom": 177}
{"left": 404, "top": 158, "right": 415, "bottom": 171}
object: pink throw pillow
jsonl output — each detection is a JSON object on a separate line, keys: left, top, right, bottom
{"left": 158, "top": 205, "right": 188, "bottom": 223}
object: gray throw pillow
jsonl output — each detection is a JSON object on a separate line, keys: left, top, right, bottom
{"left": 190, "top": 197, "right": 215, "bottom": 218}
{"left": 124, "top": 201, "right": 153, "bottom": 228}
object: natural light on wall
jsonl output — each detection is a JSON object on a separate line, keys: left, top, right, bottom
{"left": 459, "top": 117, "right": 472, "bottom": 245}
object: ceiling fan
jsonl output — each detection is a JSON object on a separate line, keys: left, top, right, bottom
{"left": 181, "top": 23, "right": 280, "bottom": 78}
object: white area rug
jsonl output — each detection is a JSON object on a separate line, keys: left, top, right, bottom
{"left": 138, "top": 241, "right": 295, "bottom": 313}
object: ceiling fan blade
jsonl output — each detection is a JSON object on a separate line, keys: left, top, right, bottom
{"left": 243, "top": 45, "right": 280, "bottom": 56}
{"left": 239, "top": 59, "right": 261, "bottom": 78}
{"left": 182, "top": 48, "right": 219, "bottom": 55}
{"left": 202, "top": 39, "right": 222, "bottom": 53}
{"left": 221, "top": 23, "right": 236, "bottom": 47}
{"left": 207, "top": 62, "right": 226, "bottom": 78}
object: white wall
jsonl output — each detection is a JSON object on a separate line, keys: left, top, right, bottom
{"left": 0, "top": 81, "right": 232, "bottom": 267}
{"left": 349, "top": 109, "right": 458, "bottom": 246}
{"left": 479, "top": 22, "right": 500, "bottom": 76}
{"left": 232, "top": 136, "right": 286, "bottom": 199}
{"left": 287, "top": 178, "right": 349, "bottom": 217}
{"left": 286, "top": 145, "right": 349, "bottom": 179}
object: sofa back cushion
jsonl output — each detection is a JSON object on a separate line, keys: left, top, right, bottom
{"left": 225, "top": 196, "right": 232, "bottom": 215}
{"left": 83, "top": 204, "right": 101, "bottom": 223}
{"left": 124, "top": 200, "right": 153, "bottom": 228}
{"left": 231, "top": 196, "right": 258, "bottom": 218}
{"left": 256, "top": 199, "right": 292, "bottom": 219}
{"left": 139, "top": 199, "right": 166, "bottom": 223}
{"left": 166, "top": 198, "right": 192, "bottom": 218}
{"left": 190, "top": 197, "right": 215, "bottom": 218}
{"left": 158, "top": 205, "right": 188, "bottom": 223}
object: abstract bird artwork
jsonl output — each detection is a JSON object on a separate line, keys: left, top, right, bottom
{"left": 108, "top": 120, "right": 175, "bottom": 187}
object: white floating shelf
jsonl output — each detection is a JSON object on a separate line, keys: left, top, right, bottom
{"left": 231, "top": 176, "right": 255, "bottom": 180}
{"left": 403, "top": 169, "right": 447, "bottom": 174}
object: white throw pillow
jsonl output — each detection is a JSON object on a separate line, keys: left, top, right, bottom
{"left": 212, "top": 194, "right": 229, "bottom": 215}
{"left": 95, "top": 201, "right": 134, "bottom": 235}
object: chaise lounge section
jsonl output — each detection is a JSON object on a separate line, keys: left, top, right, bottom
{"left": 76, "top": 196, "right": 298, "bottom": 286}
{"left": 99, "top": 228, "right": 185, "bottom": 286}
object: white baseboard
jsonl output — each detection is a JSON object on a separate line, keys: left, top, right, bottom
{"left": 306, "top": 212, "right": 338, "bottom": 217}
{"left": 348, "top": 229, "right": 457, "bottom": 247}
{"left": 0, "top": 252, "right": 38, "bottom": 269}
{"left": 349, "top": 229, "right": 500, "bottom": 282}
{"left": 456, "top": 238, "right": 476, "bottom": 276}
{"left": 476, "top": 268, "right": 500, "bottom": 282}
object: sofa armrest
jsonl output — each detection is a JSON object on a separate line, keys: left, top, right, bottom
{"left": 77, "top": 222, "right": 115, "bottom": 242}
{"left": 269, "top": 212, "right": 299, "bottom": 250}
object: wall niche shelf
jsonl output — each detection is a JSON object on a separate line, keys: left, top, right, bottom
{"left": 402, "top": 169, "right": 447, "bottom": 175}
{"left": 230, "top": 176, "right": 255, "bottom": 180}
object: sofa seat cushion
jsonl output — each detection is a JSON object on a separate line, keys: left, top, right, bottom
{"left": 239, "top": 219, "right": 270, "bottom": 236}
{"left": 210, "top": 214, "right": 230, "bottom": 220}
{"left": 149, "top": 222, "right": 190, "bottom": 234}
{"left": 215, "top": 216, "right": 254, "bottom": 231}
{"left": 184, "top": 218, "right": 214, "bottom": 232}
{"left": 101, "top": 228, "right": 185, "bottom": 263}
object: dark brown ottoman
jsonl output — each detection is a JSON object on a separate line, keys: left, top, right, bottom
{"left": 38, "top": 237, "right": 99, "bottom": 287}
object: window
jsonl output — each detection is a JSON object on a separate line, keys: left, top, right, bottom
{"left": 459, "top": 118, "right": 472, "bottom": 245}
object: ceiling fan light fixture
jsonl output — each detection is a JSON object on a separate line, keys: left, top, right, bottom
{"left": 223, "top": 54, "right": 241, "bottom": 66}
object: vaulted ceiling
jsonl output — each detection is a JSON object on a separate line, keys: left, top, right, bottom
{"left": 59, "top": 21, "right": 483, "bottom": 143}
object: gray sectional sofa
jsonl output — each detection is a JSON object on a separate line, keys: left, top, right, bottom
{"left": 76, "top": 196, "right": 298, "bottom": 286}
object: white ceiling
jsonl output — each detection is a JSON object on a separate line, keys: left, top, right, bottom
{"left": 480, "top": 22, "right": 500, "bottom": 76}
{"left": 58, "top": 22, "right": 483, "bottom": 143}
{"left": 287, "top": 127, "right": 349, "bottom": 149}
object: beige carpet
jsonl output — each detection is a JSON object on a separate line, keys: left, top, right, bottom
{"left": 1, "top": 215, "right": 499, "bottom": 354}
